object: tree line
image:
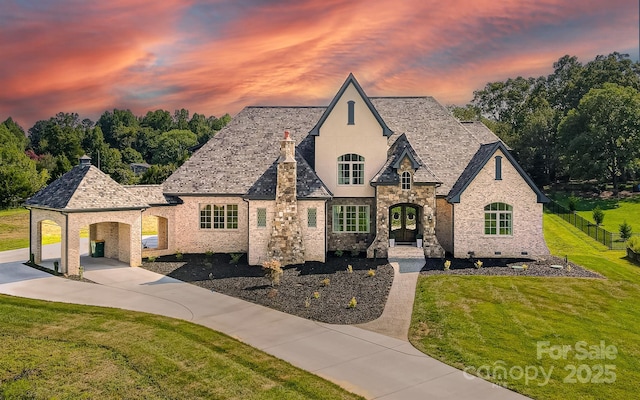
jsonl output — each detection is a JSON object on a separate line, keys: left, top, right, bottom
{"left": 452, "top": 52, "right": 640, "bottom": 193}
{"left": 0, "top": 109, "right": 230, "bottom": 208}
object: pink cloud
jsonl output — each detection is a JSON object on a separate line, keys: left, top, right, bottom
{"left": 0, "top": 0, "right": 637, "bottom": 129}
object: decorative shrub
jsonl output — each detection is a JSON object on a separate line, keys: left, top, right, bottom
{"left": 346, "top": 265, "right": 353, "bottom": 273}
{"left": 313, "top": 291, "right": 320, "bottom": 299}
{"left": 568, "top": 195, "right": 579, "bottom": 212}
{"left": 321, "top": 278, "right": 330, "bottom": 287}
{"left": 147, "top": 256, "right": 157, "bottom": 263}
{"left": 262, "top": 259, "right": 283, "bottom": 286}
{"left": 627, "top": 237, "right": 640, "bottom": 253}
{"left": 443, "top": 260, "right": 451, "bottom": 271}
{"left": 367, "top": 269, "right": 376, "bottom": 277}
{"left": 474, "top": 260, "right": 483, "bottom": 269}
{"left": 229, "top": 253, "right": 243, "bottom": 265}
{"left": 175, "top": 250, "right": 183, "bottom": 260}
{"left": 205, "top": 250, "right": 214, "bottom": 257}
{"left": 334, "top": 250, "right": 344, "bottom": 257}
{"left": 620, "top": 220, "right": 633, "bottom": 241}
{"left": 592, "top": 207, "right": 604, "bottom": 226}
{"left": 304, "top": 298, "right": 311, "bottom": 308}
{"left": 348, "top": 297, "right": 357, "bottom": 309}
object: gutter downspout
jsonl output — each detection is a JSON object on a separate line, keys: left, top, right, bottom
{"left": 27, "top": 207, "right": 32, "bottom": 263}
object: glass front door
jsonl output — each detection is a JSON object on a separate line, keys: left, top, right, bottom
{"left": 390, "top": 205, "right": 418, "bottom": 242}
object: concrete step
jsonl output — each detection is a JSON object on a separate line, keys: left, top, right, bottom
{"left": 388, "top": 245, "right": 425, "bottom": 260}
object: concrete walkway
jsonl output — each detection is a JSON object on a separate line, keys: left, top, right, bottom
{"left": 0, "top": 249, "right": 529, "bottom": 400}
{"left": 357, "top": 245, "right": 426, "bottom": 340}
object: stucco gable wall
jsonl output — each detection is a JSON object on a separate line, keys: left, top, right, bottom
{"left": 453, "top": 149, "right": 549, "bottom": 258}
{"left": 172, "top": 196, "right": 248, "bottom": 254}
{"left": 315, "top": 84, "right": 388, "bottom": 198}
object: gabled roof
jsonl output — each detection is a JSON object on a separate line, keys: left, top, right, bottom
{"left": 309, "top": 73, "right": 393, "bottom": 137}
{"left": 244, "top": 151, "right": 332, "bottom": 200}
{"left": 163, "top": 106, "right": 325, "bottom": 195}
{"left": 25, "top": 164, "right": 148, "bottom": 211}
{"left": 460, "top": 121, "right": 511, "bottom": 150}
{"left": 371, "top": 133, "right": 440, "bottom": 185}
{"left": 447, "top": 141, "right": 549, "bottom": 203}
{"left": 371, "top": 97, "right": 503, "bottom": 196}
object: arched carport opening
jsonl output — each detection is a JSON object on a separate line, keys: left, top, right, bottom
{"left": 36, "top": 219, "right": 62, "bottom": 268}
{"left": 141, "top": 215, "right": 167, "bottom": 250}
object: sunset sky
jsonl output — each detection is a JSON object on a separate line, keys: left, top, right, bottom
{"left": 1, "top": 0, "right": 638, "bottom": 130}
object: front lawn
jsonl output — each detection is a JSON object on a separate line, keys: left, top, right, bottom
{"left": 0, "top": 294, "right": 362, "bottom": 399}
{"left": 409, "top": 213, "right": 640, "bottom": 399}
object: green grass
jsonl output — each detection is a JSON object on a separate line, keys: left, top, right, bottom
{"left": 550, "top": 192, "right": 640, "bottom": 234}
{"left": 0, "top": 208, "right": 30, "bottom": 251}
{"left": 0, "top": 294, "right": 362, "bottom": 399}
{"left": 409, "top": 213, "right": 640, "bottom": 399}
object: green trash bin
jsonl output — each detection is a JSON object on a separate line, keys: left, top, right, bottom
{"left": 91, "top": 240, "right": 105, "bottom": 258}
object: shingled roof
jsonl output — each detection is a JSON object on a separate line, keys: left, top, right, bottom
{"left": 245, "top": 151, "right": 332, "bottom": 199}
{"left": 25, "top": 163, "right": 148, "bottom": 211}
{"left": 163, "top": 94, "right": 506, "bottom": 199}
{"left": 371, "top": 133, "right": 440, "bottom": 185}
{"left": 163, "top": 107, "right": 325, "bottom": 195}
{"left": 125, "top": 185, "right": 182, "bottom": 206}
{"left": 371, "top": 97, "right": 502, "bottom": 196}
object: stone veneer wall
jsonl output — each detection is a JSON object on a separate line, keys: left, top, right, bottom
{"left": 249, "top": 199, "right": 326, "bottom": 265}
{"left": 266, "top": 134, "right": 305, "bottom": 266}
{"left": 435, "top": 197, "right": 453, "bottom": 254}
{"left": 453, "top": 149, "right": 549, "bottom": 258}
{"left": 172, "top": 196, "right": 249, "bottom": 254}
{"left": 367, "top": 158, "right": 444, "bottom": 258}
{"left": 327, "top": 197, "right": 377, "bottom": 253}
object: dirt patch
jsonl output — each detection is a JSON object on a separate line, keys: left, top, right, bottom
{"left": 142, "top": 253, "right": 394, "bottom": 325}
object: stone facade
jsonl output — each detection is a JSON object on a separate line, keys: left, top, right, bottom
{"left": 452, "top": 149, "right": 549, "bottom": 258}
{"left": 326, "top": 197, "right": 377, "bottom": 253}
{"left": 367, "top": 158, "right": 445, "bottom": 258}
{"left": 266, "top": 133, "right": 305, "bottom": 265}
{"left": 248, "top": 199, "right": 326, "bottom": 265}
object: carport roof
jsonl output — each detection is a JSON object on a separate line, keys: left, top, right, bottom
{"left": 25, "top": 162, "right": 149, "bottom": 211}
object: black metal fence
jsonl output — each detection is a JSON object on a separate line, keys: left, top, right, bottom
{"left": 544, "top": 200, "right": 636, "bottom": 250}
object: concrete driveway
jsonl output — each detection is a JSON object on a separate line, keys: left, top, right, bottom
{"left": 0, "top": 249, "right": 529, "bottom": 399}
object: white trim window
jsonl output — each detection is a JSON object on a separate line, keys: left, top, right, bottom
{"left": 333, "top": 205, "right": 369, "bottom": 233}
{"left": 200, "top": 205, "right": 212, "bottom": 229}
{"left": 201, "top": 204, "right": 238, "bottom": 230}
{"left": 401, "top": 171, "right": 411, "bottom": 190}
{"left": 484, "top": 202, "right": 512, "bottom": 235}
{"left": 337, "top": 154, "right": 365, "bottom": 185}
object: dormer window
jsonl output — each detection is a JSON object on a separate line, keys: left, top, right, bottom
{"left": 495, "top": 156, "right": 502, "bottom": 180}
{"left": 401, "top": 171, "right": 411, "bottom": 190}
{"left": 338, "top": 153, "right": 364, "bottom": 185}
{"left": 347, "top": 100, "right": 355, "bottom": 125}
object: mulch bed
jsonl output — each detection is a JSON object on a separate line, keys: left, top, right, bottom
{"left": 421, "top": 255, "right": 604, "bottom": 278}
{"left": 141, "top": 253, "right": 394, "bottom": 325}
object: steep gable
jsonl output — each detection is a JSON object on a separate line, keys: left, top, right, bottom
{"left": 309, "top": 73, "right": 392, "bottom": 137}
{"left": 447, "top": 141, "right": 548, "bottom": 203}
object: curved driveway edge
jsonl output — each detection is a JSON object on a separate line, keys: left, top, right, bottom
{"left": 0, "top": 255, "right": 529, "bottom": 400}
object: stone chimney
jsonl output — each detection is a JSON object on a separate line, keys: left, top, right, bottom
{"left": 267, "top": 131, "right": 305, "bottom": 265}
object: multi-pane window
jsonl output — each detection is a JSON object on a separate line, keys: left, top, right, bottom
{"left": 484, "top": 203, "right": 512, "bottom": 235}
{"left": 337, "top": 154, "right": 365, "bottom": 185}
{"left": 200, "top": 205, "right": 212, "bottom": 229}
{"left": 201, "top": 204, "right": 238, "bottom": 230}
{"left": 401, "top": 171, "right": 411, "bottom": 190}
{"left": 257, "top": 208, "right": 266, "bottom": 228}
{"left": 307, "top": 208, "right": 317, "bottom": 228}
{"left": 333, "top": 205, "right": 369, "bottom": 233}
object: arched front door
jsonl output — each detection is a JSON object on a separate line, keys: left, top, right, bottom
{"left": 390, "top": 204, "right": 418, "bottom": 243}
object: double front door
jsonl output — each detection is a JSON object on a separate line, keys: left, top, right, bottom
{"left": 390, "top": 204, "right": 418, "bottom": 242}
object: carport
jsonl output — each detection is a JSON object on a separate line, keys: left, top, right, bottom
{"left": 24, "top": 156, "right": 148, "bottom": 275}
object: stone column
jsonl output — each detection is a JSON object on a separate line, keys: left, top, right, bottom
{"left": 267, "top": 131, "right": 305, "bottom": 265}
